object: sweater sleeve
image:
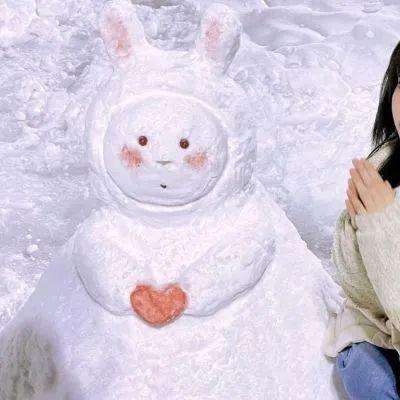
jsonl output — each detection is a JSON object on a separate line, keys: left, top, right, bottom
{"left": 331, "top": 208, "right": 385, "bottom": 314}
{"left": 355, "top": 190, "right": 400, "bottom": 332}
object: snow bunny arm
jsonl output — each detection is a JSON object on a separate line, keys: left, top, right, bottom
{"left": 179, "top": 235, "right": 276, "bottom": 316}
{"left": 72, "top": 208, "right": 148, "bottom": 315}
{"left": 330, "top": 208, "right": 385, "bottom": 314}
{"left": 355, "top": 189, "right": 400, "bottom": 332}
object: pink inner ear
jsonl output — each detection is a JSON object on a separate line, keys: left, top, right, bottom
{"left": 104, "top": 12, "right": 133, "bottom": 58}
{"left": 184, "top": 152, "right": 208, "bottom": 170}
{"left": 205, "top": 19, "right": 221, "bottom": 55}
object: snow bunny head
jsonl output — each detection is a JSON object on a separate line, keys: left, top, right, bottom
{"left": 86, "top": 0, "right": 256, "bottom": 217}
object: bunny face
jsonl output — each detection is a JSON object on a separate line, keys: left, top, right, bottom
{"left": 87, "top": 1, "right": 256, "bottom": 217}
{"left": 103, "top": 93, "right": 228, "bottom": 206}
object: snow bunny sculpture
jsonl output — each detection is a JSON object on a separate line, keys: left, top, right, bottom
{"left": 80, "top": 0, "right": 277, "bottom": 324}
{"left": 0, "top": 2, "right": 341, "bottom": 400}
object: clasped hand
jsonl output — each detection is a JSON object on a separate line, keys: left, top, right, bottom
{"left": 345, "top": 158, "right": 395, "bottom": 228}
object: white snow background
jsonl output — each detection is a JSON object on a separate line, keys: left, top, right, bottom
{"left": 0, "top": 0, "right": 397, "bottom": 396}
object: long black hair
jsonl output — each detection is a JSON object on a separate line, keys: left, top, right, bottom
{"left": 366, "top": 41, "right": 400, "bottom": 188}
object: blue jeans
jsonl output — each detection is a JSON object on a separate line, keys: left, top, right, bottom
{"left": 336, "top": 341, "right": 400, "bottom": 399}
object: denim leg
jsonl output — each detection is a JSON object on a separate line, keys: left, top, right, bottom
{"left": 336, "top": 341, "right": 400, "bottom": 400}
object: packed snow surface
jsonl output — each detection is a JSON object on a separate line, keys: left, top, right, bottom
{"left": 0, "top": 0, "right": 397, "bottom": 399}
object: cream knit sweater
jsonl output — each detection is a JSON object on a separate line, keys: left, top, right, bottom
{"left": 323, "top": 137, "right": 400, "bottom": 358}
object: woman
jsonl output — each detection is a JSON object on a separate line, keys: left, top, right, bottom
{"left": 323, "top": 42, "right": 400, "bottom": 399}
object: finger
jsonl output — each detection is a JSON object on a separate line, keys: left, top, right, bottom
{"left": 353, "top": 159, "right": 385, "bottom": 206}
{"left": 352, "top": 158, "right": 373, "bottom": 186}
{"left": 348, "top": 179, "right": 363, "bottom": 206}
{"left": 384, "top": 180, "right": 396, "bottom": 201}
{"left": 348, "top": 196, "right": 357, "bottom": 216}
{"left": 349, "top": 167, "right": 375, "bottom": 211}
{"left": 347, "top": 180, "right": 367, "bottom": 214}
{"left": 362, "top": 158, "right": 384, "bottom": 185}
{"left": 346, "top": 198, "right": 356, "bottom": 218}
{"left": 348, "top": 178, "right": 358, "bottom": 196}
{"left": 360, "top": 158, "right": 391, "bottom": 204}
{"left": 346, "top": 199, "right": 357, "bottom": 229}
{"left": 346, "top": 184, "right": 358, "bottom": 209}
{"left": 384, "top": 179, "right": 394, "bottom": 193}
{"left": 345, "top": 198, "right": 354, "bottom": 226}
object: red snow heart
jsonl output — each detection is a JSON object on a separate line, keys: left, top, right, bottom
{"left": 130, "top": 284, "right": 187, "bottom": 327}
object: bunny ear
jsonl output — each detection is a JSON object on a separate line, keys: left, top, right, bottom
{"left": 99, "top": 0, "right": 147, "bottom": 64}
{"left": 194, "top": 3, "right": 242, "bottom": 74}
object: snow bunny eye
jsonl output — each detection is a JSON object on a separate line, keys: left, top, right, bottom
{"left": 180, "top": 138, "right": 189, "bottom": 149}
{"left": 138, "top": 135, "right": 148, "bottom": 146}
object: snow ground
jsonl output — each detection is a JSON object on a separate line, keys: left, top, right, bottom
{"left": 0, "top": 0, "right": 397, "bottom": 397}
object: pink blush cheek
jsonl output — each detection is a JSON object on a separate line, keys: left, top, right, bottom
{"left": 120, "top": 145, "right": 143, "bottom": 168}
{"left": 184, "top": 152, "right": 208, "bottom": 170}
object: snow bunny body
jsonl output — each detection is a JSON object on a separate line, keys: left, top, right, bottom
{"left": 0, "top": 2, "right": 341, "bottom": 400}
{"left": 78, "top": 0, "right": 275, "bottom": 323}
